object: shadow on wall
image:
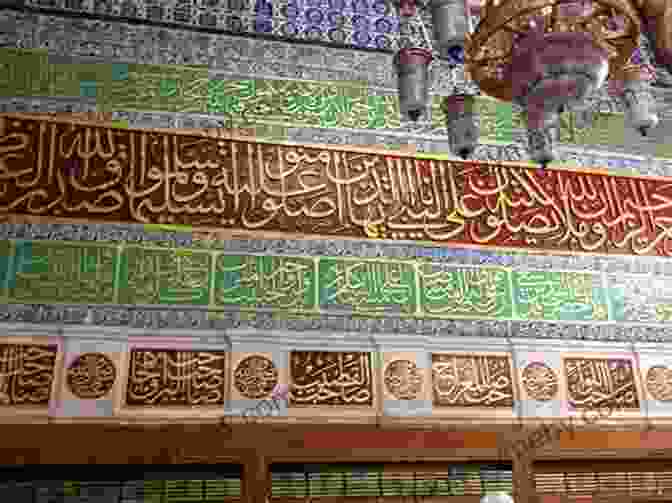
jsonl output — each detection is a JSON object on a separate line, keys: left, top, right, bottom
{"left": 218, "top": 384, "right": 291, "bottom": 437}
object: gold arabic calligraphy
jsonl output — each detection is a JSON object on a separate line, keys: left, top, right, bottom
{"left": 290, "top": 351, "right": 373, "bottom": 406}
{"left": 565, "top": 358, "right": 640, "bottom": 410}
{"left": 432, "top": 354, "right": 514, "bottom": 407}
{"left": 0, "top": 344, "right": 57, "bottom": 406}
{"left": 3, "top": 114, "right": 672, "bottom": 256}
{"left": 125, "top": 349, "right": 226, "bottom": 406}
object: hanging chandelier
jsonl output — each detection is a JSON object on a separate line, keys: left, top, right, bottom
{"left": 390, "top": 0, "right": 661, "bottom": 167}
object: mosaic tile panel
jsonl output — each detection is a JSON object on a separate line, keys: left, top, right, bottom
{"left": 24, "top": 0, "right": 408, "bottom": 52}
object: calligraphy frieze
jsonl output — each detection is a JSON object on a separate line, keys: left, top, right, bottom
{"left": 9, "top": 241, "right": 117, "bottom": 305}
{"left": 289, "top": 351, "right": 374, "bottom": 406}
{"left": 6, "top": 114, "right": 672, "bottom": 256}
{"left": 118, "top": 246, "right": 211, "bottom": 305}
{"left": 0, "top": 50, "right": 653, "bottom": 153}
{"left": 214, "top": 255, "right": 315, "bottom": 310}
{"left": 125, "top": 349, "right": 227, "bottom": 406}
{"left": 3, "top": 238, "right": 672, "bottom": 324}
{"left": 511, "top": 271, "right": 608, "bottom": 321}
{"left": 432, "top": 354, "right": 514, "bottom": 407}
{"left": 418, "top": 265, "right": 512, "bottom": 319}
{"left": 0, "top": 344, "right": 58, "bottom": 406}
{"left": 564, "top": 357, "right": 640, "bottom": 410}
{"left": 319, "top": 258, "right": 416, "bottom": 315}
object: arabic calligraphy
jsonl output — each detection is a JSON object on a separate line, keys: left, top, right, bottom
{"left": 0, "top": 238, "right": 665, "bottom": 324}
{"left": 215, "top": 255, "right": 314, "bottom": 310}
{"left": 512, "top": 271, "right": 607, "bottom": 321}
{"left": 646, "top": 365, "right": 672, "bottom": 402}
{"left": 319, "top": 259, "right": 416, "bottom": 314}
{"left": 432, "top": 354, "right": 514, "bottom": 407}
{"left": 0, "top": 343, "right": 57, "bottom": 406}
{"left": 418, "top": 264, "right": 512, "bottom": 318}
{"left": 9, "top": 241, "right": 116, "bottom": 304}
{"left": 384, "top": 359, "right": 423, "bottom": 400}
{"left": 119, "top": 246, "right": 210, "bottom": 305}
{"left": 521, "top": 362, "right": 559, "bottom": 401}
{"left": 4, "top": 114, "right": 672, "bottom": 256}
{"left": 233, "top": 355, "right": 278, "bottom": 399}
{"left": 564, "top": 358, "right": 640, "bottom": 410}
{"left": 66, "top": 352, "right": 116, "bottom": 399}
{"left": 125, "top": 349, "right": 226, "bottom": 406}
{"left": 290, "top": 351, "right": 373, "bottom": 406}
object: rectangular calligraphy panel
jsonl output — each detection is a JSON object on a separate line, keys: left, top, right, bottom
{"left": 432, "top": 354, "right": 514, "bottom": 408}
{"left": 417, "top": 264, "right": 512, "bottom": 319}
{"left": 8, "top": 241, "right": 117, "bottom": 304}
{"left": 118, "top": 246, "right": 211, "bottom": 305}
{"left": 290, "top": 351, "right": 374, "bottom": 406}
{"left": 0, "top": 344, "right": 58, "bottom": 406}
{"left": 318, "top": 258, "right": 417, "bottom": 315}
{"left": 563, "top": 357, "right": 640, "bottom": 410}
{"left": 125, "top": 349, "right": 227, "bottom": 406}
{"left": 106, "top": 64, "right": 209, "bottom": 113}
{"left": 213, "top": 255, "right": 316, "bottom": 311}
{"left": 511, "top": 271, "right": 608, "bottom": 321}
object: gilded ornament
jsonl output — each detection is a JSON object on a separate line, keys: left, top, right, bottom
{"left": 565, "top": 358, "right": 640, "bottom": 409}
{"left": 384, "top": 359, "right": 423, "bottom": 400}
{"left": 233, "top": 355, "right": 279, "bottom": 399}
{"left": 66, "top": 352, "right": 116, "bottom": 399}
{"left": 646, "top": 365, "right": 672, "bottom": 402}
{"left": 521, "top": 362, "right": 558, "bottom": 401}
{"left": 432, "top": 354, "right": 513, "bottom": 407}
{"left": 0, "top": 344, "right": 58, "bottom": 406}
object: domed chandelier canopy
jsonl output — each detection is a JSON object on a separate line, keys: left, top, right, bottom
{"left": 390, "top": 0, "right": 662, "bottom": 167}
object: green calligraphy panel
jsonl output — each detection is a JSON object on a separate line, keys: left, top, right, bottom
{"left": 417, "top": 264, "right": 513, "bottom": 319}
{"left": 318, "top": 258, "right": 417, "bottom": 315}
{"left": 213, "top": 255, "right": 317, "bottom": 311}
{"left": 9, "top": 241, "right": 117, "bottom": 304}
{"left": 511, "top": 270, "right": 608, "bottom": 321}
{"left": 0, "top": 239, "right": 12, "bottom": 298}
{"left": 107, "top": 64, "right": 209, "bottom": 113}
{"left": 118, "top": 246, "right": 211, "bottom": 305}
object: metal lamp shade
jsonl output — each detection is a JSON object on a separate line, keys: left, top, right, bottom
{"left": 525, "top": 106, "right": 559, "bottom": 168}
{"left": 430, "top": 0, "right": 472, "bottom": 60}
{"left": 394, "top": 48, "right": 433, "bottom": 121}
{"left": 622, "top": 71, "right": 659, "bottom": 136}
{"left": 443, "top": 95, "right": 479, "bottom": 159}
{"left": 609, "top": 66, "right": 659, "bottom": 137}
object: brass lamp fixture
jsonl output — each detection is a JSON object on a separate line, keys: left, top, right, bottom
{"left": 390, "top": 0, "right": 663, "bottom": 166}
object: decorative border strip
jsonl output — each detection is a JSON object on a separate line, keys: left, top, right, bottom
{"left": 1, "top": 304, "right": 671, "bottom": 342}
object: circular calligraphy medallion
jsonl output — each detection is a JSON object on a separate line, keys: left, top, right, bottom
{"left": 646, "top": 366, "right": 672, "bottom": 402}
{"left": 234, "top": 356, "right": 279, "bottom": 399}
{"left": 384, "top": 360, "right": 422, "bottom": 400}
{"left": 66, "top": 353, "right": 116, "bottom": 399}
{"left": 522, "top": 362, "right": 558, "bottom": 401}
